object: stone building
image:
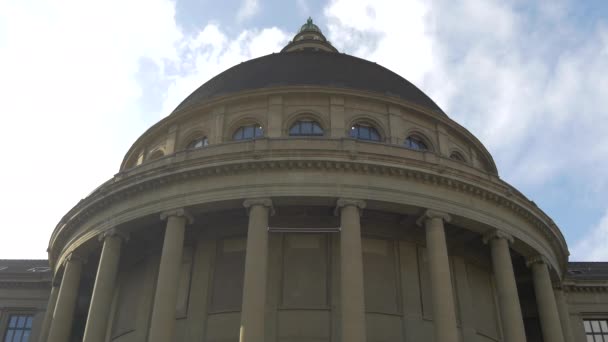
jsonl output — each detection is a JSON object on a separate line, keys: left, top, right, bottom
{"left": 2, "top": 19, "right": 608, "bottom": 342}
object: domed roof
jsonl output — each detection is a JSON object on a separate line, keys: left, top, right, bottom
{"left": 172, "top": 50, "right": 444, "bottom": 114}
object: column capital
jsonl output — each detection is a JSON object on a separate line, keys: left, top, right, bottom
{"left": 416, "top": 209, "right": 451, "bottom": 226}
{"left": 64, "top": 252, "right": 86, "bottom": 266}
{"left": 334, "top": 198, "right": 366, "bottom": 216}
{"left": 526, "top": 255, "right": 550, "bottom": 268}
{"left": 243, "top": 198, "right": 275, "bottom": 216}
{"left": 160, "top": 208, "right": 194, "bottom": 224}
{"left": 98, "top": 228, "right": 130, "bottom": 243}
{"left": 482, "top": 229, "right": 514, "bottom": 245}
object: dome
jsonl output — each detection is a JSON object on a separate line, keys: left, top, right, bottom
{"left": 172, "top": 50, "right": 443, "bottom": 114}
{"left": 299, "top": 17, "right": 321, "bottom": 33}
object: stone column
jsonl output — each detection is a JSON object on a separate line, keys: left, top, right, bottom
{"left": 336, "top": 198, "right": 367, "bottom": 342}
{"left": 240, "top": 198, "right": 273, "bottom": 342}
{"left": 483, "top": 230, "right": 527, "bottom": 342}
{"left": 417, "top": 210, "right": 458, "bottom": 342}
{"left": 38, "top": 281, "right": 60, "bottom": 342}
{"left": 148, "top": 209, "right": 193, "bottom": 342}
{"left": 47, "top": 254, "right": 84, "bottom": 342}
{"left": 82, "top": 229, "right": 128, "bottom": 342}
{"left": 527, "top": 256, "right": 565, "bottom": 342}
{"left": 554, "top": 286, "right": 574, "bottom": 342}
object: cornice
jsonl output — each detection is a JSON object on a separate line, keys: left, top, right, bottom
{"left": 50, "top": 143, "right": 568, "bottom": 271}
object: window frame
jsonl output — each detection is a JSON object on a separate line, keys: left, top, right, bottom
{"left": 186, "top": 136, "right": 209, "bottom": 149}
{"left": 584, "top": 319, "right": 608, "bottom": 342}
{"left": 404, "top": 134, "right": 430, "bottom": 151}
{"left": 288, "top": 120, "right": 324, "bottom": 137}
{"left": 349, "top": 123, "right": 382, "bottom": 142}
{"left": 1, "top": 312, "right": 35, "bottom": 342}
{"left": 232, "top": 124, "right": 264, "bottom": 141}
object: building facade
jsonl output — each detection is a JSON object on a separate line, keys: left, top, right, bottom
{"left": 2, "top": 19, "right": 608, "bottom": 342}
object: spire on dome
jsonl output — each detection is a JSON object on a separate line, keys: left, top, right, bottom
{"left": 281, "top": 17, "right": 338, "bottom": 53}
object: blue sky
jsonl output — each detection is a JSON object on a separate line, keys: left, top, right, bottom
{"left": 0, "top": 0, "right": 607, "bottom": 260}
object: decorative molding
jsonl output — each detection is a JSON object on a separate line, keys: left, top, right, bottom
{"left": 416, "top": 209, "right": 451, "bottom": 227}
{"left": 526, "top": 255, "right": 550, "bottom": 268}
{"left": 482, "top": 229, "right": 514, "bottom": 245}
{"left": 243, "top": 198, "right": 275, "bottom": 216}
{"left": 64, "top": 252, "right": 86, "bottom": 266}
{"left": 160, "top": 208, "right": 194, "bottom": 224}
{"left": 98, "top": 228, "right": 130, "bottom": 243}
{"left": 334, "top": 198, "right": 366, "bottom": 216}
{"left": 49, "top": 152, "right": 568, "bottom": 270}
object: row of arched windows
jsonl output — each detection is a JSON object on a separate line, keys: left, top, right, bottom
{"left": 183, "top": 119, "right": 462, "bottom": 156}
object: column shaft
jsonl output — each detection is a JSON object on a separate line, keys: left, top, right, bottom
{"left": 148, "top": 214, "right": 188, "bottom": 342}
{"left": 424, "top": 214, "right": 459, "bottom": 342}
{"left": 488, "top": 235, "right": 527, "bottom": 342}
{"left": 555, "top": 288, "right": 573, "bottom": 342}
{"left": 240, "top": 200, "right": 271, "bottom": 342}
{"left": 83, "top": 232, "right": 125, "bottom": 342}
{"left": 47, "top": 256, "right": 83, "bottom": 342}
{"left": 339, "top": 201, "right": 366, "bottom": 342}
{"left": 38, "top": 284, "right": 59, "bottom": 342}
{"left": 530, "top": 260, "right": 565, "bottom": 342}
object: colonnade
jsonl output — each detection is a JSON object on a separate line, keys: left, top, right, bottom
{"left": 39, "top": 200, "right": 568, "bottom": 342}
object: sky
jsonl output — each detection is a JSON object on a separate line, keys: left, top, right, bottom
{"left": 0, "top": 0, "right": 607, "bottom": 261}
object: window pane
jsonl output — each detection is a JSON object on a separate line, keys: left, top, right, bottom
{"left": 601, "top": 321, "right": 608, "bottom": 332}
{"left": 25, "top": 316, "right": 33, "bottom": 328}
{"left": 9, "top": 316, "right": 18, "bottom": 328}
{"left": 16, "top": 317, "right": 25, "bottom": 328}
{"left": 586, "top": 321, "right": 593, "bottom": 332}
{"left": 594, "top": 335, "right": 602, "bottom": 342}
{"left": 594, "top": 321, "right": 601, "bottom": 332}
{"left": 370, "top": 129, "right": 379, "bottom": 141}
{"left": 13, "top": 331, "right": 23, "bottom": 342}
{"left": 587, "top": 335, "right": 594, "bottom": 342}
{"left": 301, "top": 121, "right": 312, "bottom": 134}
{"left": 22, "top": 330, "right": 30, "bottom": 342}
{"left": 312, "top": 123, "right": 323, "bottom": 134}
{"left": 360, "top": 127, "right": 370, "bottom": 140}
{"left": 243, "top": 126, "right": 254, "bottom": 139}
{"left": 350, "top": 126, "right": 357, "bottom": 138}
{"left": 255, "top": 125, "right": 263, "bottom": 137}
{"left": 5, "top": 330, "right": 14, "bottom": 342}
{"left": 289, "top": 124, "right": 300, "bottom": 135}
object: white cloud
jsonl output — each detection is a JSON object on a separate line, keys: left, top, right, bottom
{"left": 0, "top": 0, "right": 288, "bottom": 258}
{"left": 160, "top": 25, "right": 289, "bottom": 115}
{"left": 572, "top": 209, "right": 608, "bottom": 261}
{"left": 236, "top": 0, "right": 260, "bottom": 22}
{"left": 322, "top": 0, "right": 608, "bottom": 259}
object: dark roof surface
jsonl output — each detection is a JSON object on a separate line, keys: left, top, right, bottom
{"left": 567, "top": 262, "right": 608, "bottom": 280}
{"left": 0, "top": 259, "right": 50, "bottom": 274}
{"left": 173, "top": 51, "right": 443, "bottom": 114}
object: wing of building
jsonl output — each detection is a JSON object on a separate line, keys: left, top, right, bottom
{"left": 3, "top": 18, "right": 608, "bottom": 342}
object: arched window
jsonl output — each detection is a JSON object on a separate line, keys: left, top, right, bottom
{"left": 148, "top": 150, "right": 164, "bottom": 161}
{"left": 404, "top": 135, "right": 429, "bottom": 151}
{"left": 449, "top": 151, "right": 466, "bottom": 162}
{"left": 233, "top": 124, "right": 263, "bottom": 141}
{"left": 350, "top": 123, "right": 381, "bottom": 141}
{"left": 289, "top": 120, "right": 324, "bottom": 136}
{"left": 187, "top": 136, "right": 209, "bottom": 149}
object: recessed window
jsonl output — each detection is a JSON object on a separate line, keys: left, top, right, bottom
{"left": 350, "top": 123, "right": 381, "bottom": 141}
{"left": 147, "top": 150, "right": 164, "bottom": 161}
{"left": 584, "top": 320, "right": 608, "bottom": 341}
{"left": 3, "top": 314, "right": 33, "bottom": 342}
{"left": 289, "top": 120, "right": 323, "bottom": 136}
{"left": 187, "top": 136, "right": 209, "bottom": 149}
{"left": 233, "top": 124, "right": 263, "bottom": 141}
{"left": 449, "top": 151, "right": 466, "bottom": 162}
{"left": 404, "top": 135, "right": 428, "bottom": 151}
